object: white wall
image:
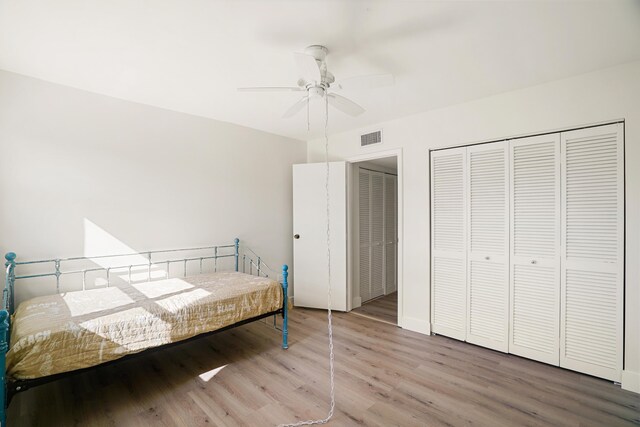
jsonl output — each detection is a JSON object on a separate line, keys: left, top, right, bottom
{"left": 0, "top": 70, "right": 305, "bottom": 300}
{"left": 308, "top": 60, "right": 640, "bottom": 392}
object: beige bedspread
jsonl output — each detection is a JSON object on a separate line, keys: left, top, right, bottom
{"left": 7, "top": 271, "right": 283, "bottom": 380}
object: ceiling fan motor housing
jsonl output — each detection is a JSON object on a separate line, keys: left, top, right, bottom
{"left": 304, "top": 45, "right": 328, "bottom": 61}
{"left": 304, "top": 45, "right": 335, "bottom": 86}
{"left": 308, "top": 86, "right": 326, "bottom": 98}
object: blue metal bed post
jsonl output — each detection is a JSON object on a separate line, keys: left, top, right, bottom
{"left": 1, "top": 252, "right": 16, "bottom": 427}
{"left": 0, "top": 310, "right": 8, "bottom": 427}
{"left": 234, "top": 238, "right": 239, "bottom": 272}
{"left": 282, "top": 265, "right": 289, "bottom": 349}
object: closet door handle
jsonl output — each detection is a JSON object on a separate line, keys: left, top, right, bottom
{"left": 530, "top": 260, "right": 537, "bottom": 265}
{"left": 294, "top": 234, "right": 300, "bottom": 240}
{"left": 484, "top": 256, "right": 490, "bottom": 261}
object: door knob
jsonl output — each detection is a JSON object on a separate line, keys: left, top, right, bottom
{"left": 294, "top": 234, "right": 300, "bottom": 239}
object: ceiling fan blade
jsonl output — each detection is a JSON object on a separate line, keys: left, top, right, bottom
{"left": 293, "top": 52, "right": 321, "bottom": 83}
{"left": 327, "top": 93, "right": 365, "bottom": 117}
{"left": 238, "top": 87, "right": 304, "bottom": 92}
{"left": 334, "top": 74, "right": 394, "bottom": 91}
{"left": 282, "top": 96, "right": 309, "bottom": 119}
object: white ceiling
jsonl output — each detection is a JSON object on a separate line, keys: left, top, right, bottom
{"left": 2, "top": 1, "right": 639, "bottom": 141}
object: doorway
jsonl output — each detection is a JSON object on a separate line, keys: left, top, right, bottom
{"left": 350, "top": 155, "right": 398, "bottom": 325}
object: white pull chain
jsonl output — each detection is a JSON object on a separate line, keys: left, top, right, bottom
{"left": 279, "top": 94, "right": 336, "bottom": 426}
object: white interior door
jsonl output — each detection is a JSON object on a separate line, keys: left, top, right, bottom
{"left": 384, "top": 174, "right": 398, "bottom": 294}
{"left": 430, "top": 147, "right": 467, "bottom": 341}
{"left": 560, "top": 123, "right": 624, "bottom": 381}
{"left": 370, "top": 172, "right": 386, "bottom": 300}
{"left": 358, "top": 169, "right": 372, "bottom": 303}
{"left": 293, "top": 162, "right": 347, "bottom": 311}
{"left": 466, "top": 142, "right": 510, "bottom": 352}
{"left": 509, "top": 134, "right": 560, "bottom": 365}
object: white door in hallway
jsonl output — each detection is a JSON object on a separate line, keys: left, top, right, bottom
{"left": 384, "top": 174, "right": 398, "bottom": 294}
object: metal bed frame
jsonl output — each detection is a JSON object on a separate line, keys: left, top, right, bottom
{"left": 0, "top": 238, "right": 289, "bottom": 426}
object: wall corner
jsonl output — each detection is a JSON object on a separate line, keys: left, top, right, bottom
{"left": 621, "top": 370, "right": 640, "bottom": 394}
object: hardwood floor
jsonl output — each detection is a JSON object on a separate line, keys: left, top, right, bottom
{"left": 8, "top": 308, "right": 640, "bottom": 426}
{"left": 351, "top": 292, "right": 397, "bottom": 325}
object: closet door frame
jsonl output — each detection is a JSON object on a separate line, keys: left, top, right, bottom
{"left": 508, "top": 134, "right": 561, "bottom": 365}
{"left": 465, "top": 141, "right": 510, "bottom": 352}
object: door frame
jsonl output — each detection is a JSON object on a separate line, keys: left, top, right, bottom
{"left": 347, "top": 148, "right": 404, "bottom": 327}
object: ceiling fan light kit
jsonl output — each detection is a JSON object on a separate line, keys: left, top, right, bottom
{"left": 238, "top": 45, "right": 394, "bottom": 120}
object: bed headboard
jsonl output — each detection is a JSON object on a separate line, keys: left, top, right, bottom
{"left": 2, "top": 238, "right": 281, "bottom": 316}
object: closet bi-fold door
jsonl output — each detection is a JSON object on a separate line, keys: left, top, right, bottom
{"left": 560, "top": 123, "right": 624, "bottom": 382}
{"left": 370, "top": 172, "right": 386, "bottom": 300}
{"left": 431, "top": 148, "right": 467, "bottom": 341}
{"left": 359, "top": 169, "right": 372, "bottom": 303}
{"left": 509, "top": 134, "right": 560, "bottom": 365}
{"left": 384, "top": 174, "right": 397, "bottom": 294}
{"left": 466, "top": 142, "right": 509, "bottom": 352}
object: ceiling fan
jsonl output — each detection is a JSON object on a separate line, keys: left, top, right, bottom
{"left": 238, "top": 45, "right": 394, "bottom": 118}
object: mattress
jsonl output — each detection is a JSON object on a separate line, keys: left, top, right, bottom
{"left": 7, "top": 271, "right": 283, "bottom": 380}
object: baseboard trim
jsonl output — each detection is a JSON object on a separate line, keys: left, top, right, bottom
{"left": 352, "top": 296, "right": 362, "bottom": 309}
{"left": 350, "top": 311, "right": 397, "bottom": 327}
{"left": 401, "top": 316, "right": 431, "bottom": 335}
{"left": 621, "top": 370, "right": 640, "bottom": 393}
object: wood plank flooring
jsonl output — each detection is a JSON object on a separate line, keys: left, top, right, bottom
{"left": 8, "top": 308, "right": 640, "bottom": 426}
{"left": 351, "top": 292, "right": 397, "bottom": 325}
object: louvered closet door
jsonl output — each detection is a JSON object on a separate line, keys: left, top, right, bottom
{"left": 560, "top": 123, "right": 624, "bottom": 381}
{"left": 359, "top": 169, "right": 372, "bottom": 303}
{"left": 370, "top": 172, "right": 386, "bottom": 300}
{"left": 431, "top": 148, "right": 467, "bottom": 341}
{"left": 466, "top": 142, "right": 509, "bottom": 352}
{"left": 385, "top": 174, "right": 397, "bottom": 294}
{"left": 509, "top": 134, "right": 560, "bottom": 365}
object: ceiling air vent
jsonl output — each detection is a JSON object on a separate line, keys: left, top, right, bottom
{"left": 361, "top": 130, "right": 382, "bottom": 147}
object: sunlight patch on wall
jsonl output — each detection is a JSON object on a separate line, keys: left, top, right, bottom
{"left": 83, "top": 218, "right": 167, "bottom": 284}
